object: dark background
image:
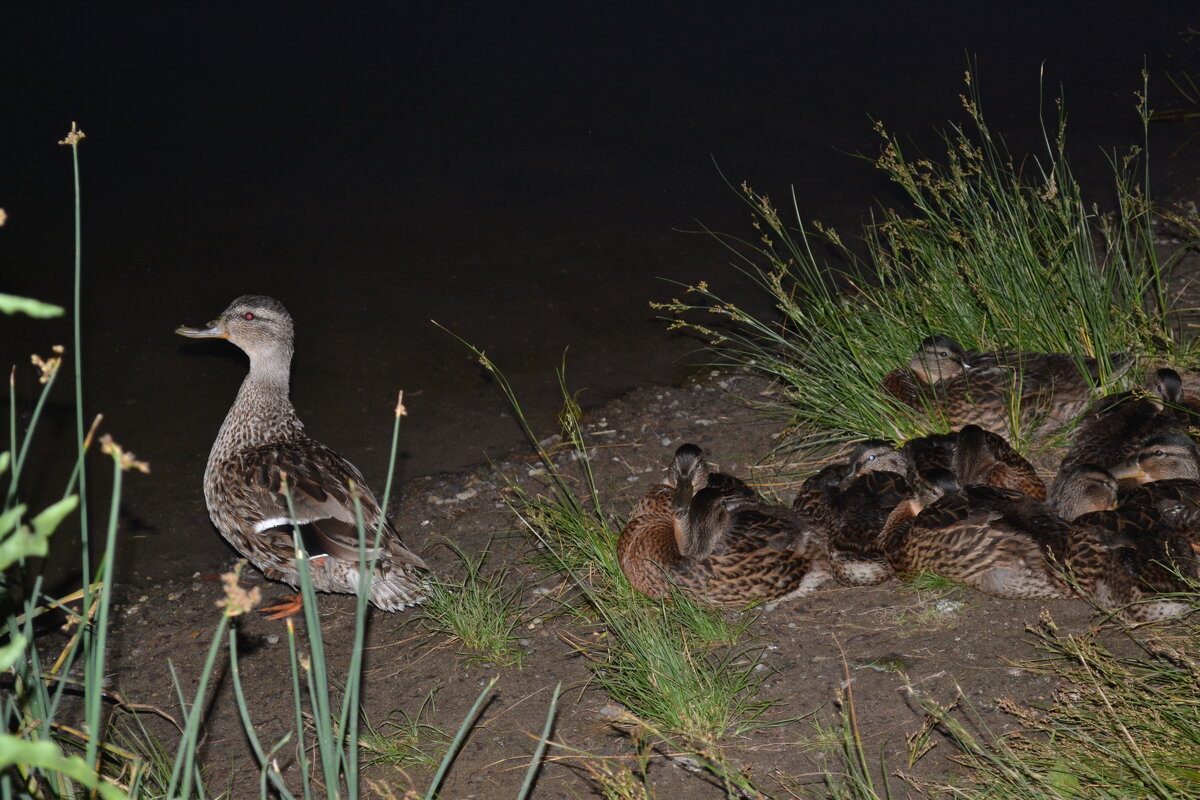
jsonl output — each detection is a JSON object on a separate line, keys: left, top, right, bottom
{"left": 2, "top": 3, "right": 1198, "bottom": 580}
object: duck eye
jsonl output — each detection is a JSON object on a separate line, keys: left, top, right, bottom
{"left": 1154, "top": 450, "right": 1166, "bottom": 457}
{"left": 243, "top": 312, "right": 256, "bottom": 321}
{"left": 938, "top": 350, "right": 949, "bottom": 358}
{"left": 868, "top": 454, "right": 877, "bottom": 461}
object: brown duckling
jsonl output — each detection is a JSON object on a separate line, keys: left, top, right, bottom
{"left": 1061, "top": 463, "right": 1199, "bottom": 622}
{"left": 1051, "top": 369, "right": 1193, "bottom": 510}
{"left": 879, "top": 468, "right": 1073, "bottom": 599}
{"left": 903, "top": 424, "right": 1045, "bottom": 499}
{"left": 805, "top": 440, "right": 910, "bottom": 586}
{"left": 1108, "top": 432, "right": 1200, "bottom": 486}
{"left": 618, "top": 444, "right": 829, "bottom": 606}
{"left": 884, "top": 335, "right": 1125, "bottom": 435}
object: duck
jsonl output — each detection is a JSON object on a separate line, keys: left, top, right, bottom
{"left": 176, "top": 295, "right": 429, "bottom": 615}
{"left": 1050, "top": 369, "right": 1193, "bottom": 511}
{"left": 618, "top": 444, "right": 829, "bottom": 606}
{"left": 1058, "top": 463, "right": 1200, "bottom": 622}
{"left": 878, "top": 468, "right": 1074, "bottom": 599}
{"left": 883, "top": 335, "right": 1127, "bottom": 435}
{"left": 800, "top": 440, "right": 910, "bottom": 586}
{"left": 904, "top": 424, "right": 1045, "bottom": 499}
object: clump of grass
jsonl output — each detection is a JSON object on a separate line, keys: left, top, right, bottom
{"left": 359, "top": 693, "right": 449, "bottom": 771}
{"left": 442, "top": 336, "right": 776, "bottom": 766}
{"left": 577, "top": 603, "right": 774, "bottom": 746}
{"left": 656, "top": 71, "right": 1193, "bottom": 457}
{"left": 932, "top": 610, "right": 1200, "bottom": 799}
{"left": 419, "top": 541, "right": 527, "bottom": 667}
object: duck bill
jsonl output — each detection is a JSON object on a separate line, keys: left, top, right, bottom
{"left": 1106, "top": 462, "right": 1147, "bottom": 482}
{"left": 672, "top": 478, "right": 695, "bottom": 512}
{"left": 175, "top": 319, "right": 228, "bottom": 339}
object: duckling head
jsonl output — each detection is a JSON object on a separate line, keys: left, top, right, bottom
{"left": 842, "top": 440, "right": 910, "bottom": 488}
{"left": 910, "top": 335, "right": 970, "bottom": 384}
{"left": 1053, "top": 465, "right": 1119, "bottom": 520}
{"left": 1150, "top": 367, "right": 1184, "bottom": 406}
{"left": 1110, "top": 432, "right": 1200, "bottom": 484}
{"left": 670, "top": 443, "right": 710, "bottom": 508}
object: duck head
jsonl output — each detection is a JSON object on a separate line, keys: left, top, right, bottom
{"left": 1053, "top": 465, "right": 1119, "bottom": 521}
{"left": 1110, "top": 432, "right": 1200, "bottom": 484}
{"left": 176, "top": 295, "right": 295, "bottom": 373}
{"left": 910, "top": 335, "right": 970, "bottom": 384}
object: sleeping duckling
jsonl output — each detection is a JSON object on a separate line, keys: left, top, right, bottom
{"left": 903, "top": 424, "right": 1046, "bottom": 499}
{"left": 617, "top": 444, "right": 830, "bottom": 606}
{"left": 804, "top": 440, "right": 910, "bottom": 586}
{"left": 1051, "top": 369, "right": 1193, "bottom": 511}
{"left": 884, "top": 335, "right": 1126, "bottom": 435}
{"left": 1060, "top": 463, "right": 1199, "bottom": 622}
{"left": 878, "top": 468, "right": 1073, "bottom": 599}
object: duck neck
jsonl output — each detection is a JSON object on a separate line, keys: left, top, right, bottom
{"left": 878, "top": 498, "right": 920, "bottom": 552}
{"left": 209, "top": 344, "right": 306, "bottom": 463}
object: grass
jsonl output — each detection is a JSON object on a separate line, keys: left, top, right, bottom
{"left": 926, "top": 610, "right": 1200, "bottom": 799}
{"left": 419, "top": 540, "right": 527, "bottom": 667}
{"left": 655, "top": 71, "right": 1197, "bottom": 459}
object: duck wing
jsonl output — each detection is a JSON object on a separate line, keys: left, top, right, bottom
{"left": 216, "top": 440, "right": 427, "bottom": 570}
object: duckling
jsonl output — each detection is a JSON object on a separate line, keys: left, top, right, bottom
{"left": 1051, "top": 369, "right": 1192, "bottom": 511}
{"left": 1109, "top": 432, "right": 1200, "bottom": 486}
{"left": 617, "top": 444, "right": 829, "bottom": 606}
{"left": 878, "top": 468, "right": 1073, "bottom": 599}
{"left": 903, "top": 424, "right": 1045, "bottom": 499}
{"left": 884, "top": 335, "right": 1125, "bottom": 434}
{"left": 805, "top": 440, "right": 910, "bottom": 586}
{"left": 1061, "top": 464, "right": 1199, "bottom": 622}
{"left": 176, "top": 295, "right": 428, "bottom": 615}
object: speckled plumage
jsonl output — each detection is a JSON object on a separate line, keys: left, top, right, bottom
{"left": 1051, "top": 369, "right": 1194, "bottom": 510}
{"left": 883, "top": 335, "right": 1126, "bottom": 435}
{"left": 904, "top": 424, "right": 1046, "bottom": 499}
{"left": 617, "top": 444, "right": 830, "bottom": 606}
{"left": 879, "top": 470, "right": 1074, "bottom": 599}
{"left": 177, "top": 295, "right": 428, "bottom": 611}
{"left": 802, "top": 441, "right": 910, "bottom": 587}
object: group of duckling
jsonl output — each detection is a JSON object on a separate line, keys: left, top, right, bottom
{"left": 619, "top": 336, "right": 1200, "bottom": 622}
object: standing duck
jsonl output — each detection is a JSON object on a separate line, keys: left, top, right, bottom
{"left": 618, "top": 444, "right": 829, "bottom": 606}
{"left": 176, "top": 295, "right": 429, "bottom": 614}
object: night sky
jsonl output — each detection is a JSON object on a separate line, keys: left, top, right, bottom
{"left": 3, "top": 3, "right": 1199, "bottom": 489}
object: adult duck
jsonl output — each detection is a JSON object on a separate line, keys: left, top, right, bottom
{"left": 176, "top": 295, "right": 429, "bottom": 615}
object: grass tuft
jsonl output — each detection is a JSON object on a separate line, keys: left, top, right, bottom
{"left": 419, "top": 540, "right": 527, "bottom": 667}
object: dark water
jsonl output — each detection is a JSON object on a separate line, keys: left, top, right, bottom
{"left": 3, "top": 3, "right": 1199, "bottom": 581}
